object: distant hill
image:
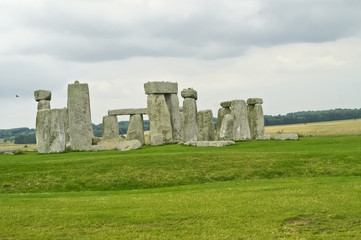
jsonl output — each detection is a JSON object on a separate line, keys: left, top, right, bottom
{"left": 1, "top": 108, "right": 360, "bottom": 142}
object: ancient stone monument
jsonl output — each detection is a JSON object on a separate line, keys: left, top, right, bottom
{"left": 181, "top": 88, "right": 198, "bottom": 142}
{"left": 34, "top": 90, "right": 68, "bottom": 154}
{"left": 197, "top": 110, "right": 215, "bottom": 141}
{"left": 219, "top": 114, "right": 234, "bottom": 140}
{"left": 231, "top": 100, "right": 251, "bottom": 141}
{"left": 247, "top": 98, "right": 268, "bottom": 140}
{"left": 36, "top": 108, "right": 67, "bottom": 154}
{"left": 102, "top": 115, "right": 119, "bottom": 140}
{"left": 67, "top": 81, "right": 93, "bottom": 151}
{"left": 108, "top": 108, "right": 147, "bottom": 145}
{"left": 144, "top": 82, "right": 182, "bottom": 145}
{"left": 216, "top": 102, "right": 231, "bottom": 140}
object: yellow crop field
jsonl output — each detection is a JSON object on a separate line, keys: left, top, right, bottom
{"left": 265, "top": 119, "right": 361, "bottom": 137}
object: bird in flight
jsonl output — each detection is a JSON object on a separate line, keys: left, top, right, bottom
{"left": 16, "top": 95, "right": 20, "bottom": 97}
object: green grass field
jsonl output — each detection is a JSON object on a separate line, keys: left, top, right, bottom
{"left": 1, "top": 135, "right": 361, "bottom": 239}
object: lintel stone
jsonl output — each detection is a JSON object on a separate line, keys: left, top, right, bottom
{"left": 108, "top": 108, "right": 148, "bottom": 116}
{"left": 34, "top": 90, "right": 51, "bottom": 102}
{"left": 144, "top": 81, "right": 178, "bottom": 95}
{"left": 220, "top": 101, "right": 232, "bottom": 108}
{"left": 247, "top": 98, "right": 263, "bottom": 105}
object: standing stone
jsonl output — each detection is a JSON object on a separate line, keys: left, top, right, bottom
{"left": 216, "top": 107, "right": 231, "bottom": 140}
{"left": 247, "top": 98, "right": 266, "bottom": 140}
{"left": 182, "top": 89, "right": 198, "bottom": 142}
{"left": 219, "top": 114, "right": 234, "bottom": 141}
{"left": 165, "top": 94, "right": 182, "bottom": 142}
{"left": 127, "top": 114, "right": 145, "bottom": 145}
{"left": 67, "top": 81, "right": 93, "bottom": 151}
{"left": 197, "top": 110, "right": 215, "bottom": 141}
{"left": 37, "top": 100, "right": 50, "bottom": 110}
{"left": 102, "top": 115, "right": 119, "bottom": 140}
{"left": 147, "top": 94, "right": 173, "bottom": 145}
{"left": 36, "top": 108, "right": 67, "bottom": 154}
{"left": 231, "top": 100, "right": 251, "bottom": 141}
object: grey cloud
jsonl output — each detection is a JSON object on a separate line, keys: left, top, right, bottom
{"left": 4, "top": 0, "right": 361, "bottom": 62}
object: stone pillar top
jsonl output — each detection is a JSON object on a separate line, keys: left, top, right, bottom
{"left": 247, "top": 98, "right": 263, "bottom": 105}
{"left": 144, "top": 81, "right": 178, "bottom": 94}
{"left": 220, "top": 101, "right": 232, "bottom": 108}
{"left": 181, "top": 88, "right": 198, "bottom": 100}
{"left": 34, "top": 90, "right": 51, "bottom": 102}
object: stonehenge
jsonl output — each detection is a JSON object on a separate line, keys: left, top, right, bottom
{"left": 181, "top": 88, "right": 198, "bottom": 142}
{"left": 67, "top": 81, "right": 93, "bottom": 151}
{"left": 34, "top": 80, "right": 271, "bottom": 154}
{"left": 144, "top": 81, "right": 182, "bottom": 145}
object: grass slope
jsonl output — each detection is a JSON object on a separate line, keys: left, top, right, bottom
{"left": 1, "top": 135, "right": 361, "bottom": 239}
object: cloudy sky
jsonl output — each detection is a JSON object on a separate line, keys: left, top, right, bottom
{"left": 1, "top": 0, "right": 361, "bottom": 129}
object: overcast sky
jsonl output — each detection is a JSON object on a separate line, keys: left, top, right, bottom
{"left": 1, "top": 0, "right": 361, "bottom": 129}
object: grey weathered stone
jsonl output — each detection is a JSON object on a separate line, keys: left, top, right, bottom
{"left": 165, "top": 94, "right": 182, "bottom": 142}
{"left": 34, "top": 90, "right": 51, "bottom": 102}
{"left": 231, "top": 100, "right": 251, "bottom": 141}
{"left": 220, "top": 101, "right": 232, "bottom": 108}
{"left": 108, "top": 108, "right": 147, "bottom": 116}
{"left": 247, "top": 103, "right": 266, "bottom": 140}
{"left": 184, "top": 141, "right": 235, "bottom": 147}
{"left": 147, "top": 94, "right": 173, "bottom": 145}
{"left": 118, "top": 139, "right": 142, "bottom": 151}
{"left": 144, "top": 81, "right": 178, "bottom": 94}
{"left": 36, "top": 108, "right": 67, "bottom": 154}
{"left": 197, "top": 110, "right": 215, "bottom": 141}
{"left": 216, "top": 107, "right": 231, "bottom": 139}
{"left": 67, "top": 81, "right": 93, "bottom": 151}
{"left": 127, "top": 114, "right": 145, "bottom": 145}
{"left": 181, "top": 88, "right": 198, "bottom": 100}
{"left": 274, "top": 133, "right": 298, "bottom": 140}
{"left": 247, "top": 98, "right": 263, "bottom": 105}
{"left": 102, "top": 115, "right": 119, "bottom": 140}
{"left": 219, "top": 114, "right": 234, "bottom": 141}
{"left": 37, "top": 100, "right": 50, "bottom": 110}
{"left": 92, "top": 138, "right": 121, "bottom": 151}
{"left": 182, "top": 98, "right": 198, "bottom": 142}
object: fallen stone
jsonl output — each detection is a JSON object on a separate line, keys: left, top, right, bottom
{"left": 34, "top": 90, "right": 51, "bottom": 102}
{"left": 247, "top": 98, "right": 263, "bottom": 105}
{"left": 144, "top": 81, "right": 178, "bottom": 94}
{"left": 118, "top": 140, "right": 142, "bottom": 151}
{"left": 220, "top": 101, "right": 232, "bottom": 108}
{"left": 108, "top": 108, "right": 147, "bottom": 116}
{"left": 92, "top": 137, "right": 101, "bottom": 145}
{"left": 94, "top": 138, "right": 121, "bottom": 151}
{"left": 184, "top": 141, "right": 235, "bottom": 147}
{"left": 181, "top": 88, "right": 198, "bottom": 100}
{"left": 274, "top": 133, "right": 298, "bottom": 140}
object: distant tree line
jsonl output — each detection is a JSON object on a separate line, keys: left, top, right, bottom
{"left": 1, "top": 108, "right": 360, "bottom": 143}
{"left": 264, "top": 108, "right": 361, "bottom": 126}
